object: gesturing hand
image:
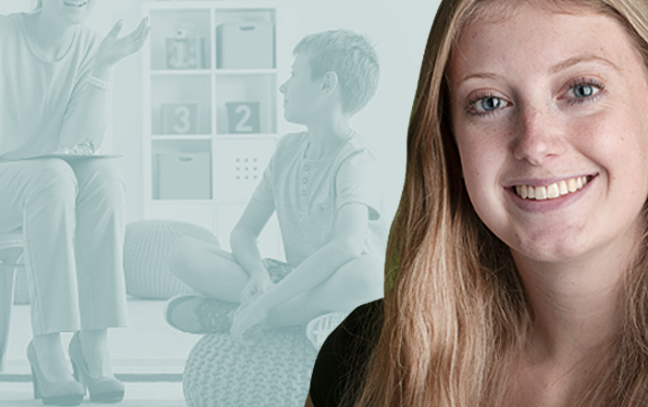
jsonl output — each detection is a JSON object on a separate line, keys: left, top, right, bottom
{"left": 95, "top": 17, "right": 150, "bottom": 69}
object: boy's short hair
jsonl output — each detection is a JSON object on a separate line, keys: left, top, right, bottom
{"left": 293, "top": 30, "right": 380, "bottom": 115}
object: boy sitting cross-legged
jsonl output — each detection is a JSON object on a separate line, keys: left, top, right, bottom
{"left": 165, "top": 29, "right": 386, "bottom": 345}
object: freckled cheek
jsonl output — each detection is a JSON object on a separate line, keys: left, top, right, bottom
{"left": 458, "top": 149, "right": 490, "bottom": 204}
{"left": 457, "top": 131, "right": 504, "bottom": 186}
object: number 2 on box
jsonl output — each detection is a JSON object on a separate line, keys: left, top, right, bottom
{"left": 235, "top": 104, "right": 253, "bottom": 132}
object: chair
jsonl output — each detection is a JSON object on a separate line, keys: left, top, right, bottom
{"left": 0, "top": 229, "right": 24, "bottom": 372}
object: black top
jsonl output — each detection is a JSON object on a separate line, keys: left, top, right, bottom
{"left": 308, "top": 299, "right": 384, "bottom": 407}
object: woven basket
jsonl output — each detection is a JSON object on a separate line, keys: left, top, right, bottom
{"left": 123, "top": 220, "right": 219, "bottom": 299}
{"left": 183, "top": 328, "right": 317, "bottom": 407}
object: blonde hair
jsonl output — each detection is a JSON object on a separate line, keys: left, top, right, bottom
{"left": 344, "top": 1, "right": 648, "bottom": 406}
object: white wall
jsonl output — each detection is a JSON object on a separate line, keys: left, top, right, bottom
{"left": 1, "top": 0, "right": 441, "bottom": 227}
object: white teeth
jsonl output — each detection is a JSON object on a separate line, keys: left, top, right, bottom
{"left": 558, "top": 180, "right": 568, "bottom": 196}
{"left": 514, "top": 176, "right": 590, "bottom": 201}
{"left": 535, "top": 186, "right": 547, "bottom": 200}
{"left": 546, "top": 183, "right": 559, "bottom": 199}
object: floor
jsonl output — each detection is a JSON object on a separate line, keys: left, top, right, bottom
{"left": 0, "top": 298, "right": 200, "bottom": 405}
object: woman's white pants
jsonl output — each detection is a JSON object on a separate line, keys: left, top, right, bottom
{"left": 0, "top": 158, "right": 128, "bottom": 335}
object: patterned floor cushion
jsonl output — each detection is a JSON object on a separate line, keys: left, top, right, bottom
{"left": 183, "top": 327, "right": 317, "bottom": 407}
{"left": 123, "top": 219, "right": 219, "bottom": 299}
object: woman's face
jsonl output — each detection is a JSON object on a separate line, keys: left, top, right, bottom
{"left": 448, "top": 3, "right": 648, "bottom": 265}
{"left": 40, "top": 0, "right": 96, "bottom": 26}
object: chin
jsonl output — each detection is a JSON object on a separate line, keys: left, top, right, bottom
{"left": 67, "top": 16, "right": 87, "bottom": 25}
{"left": 512, "top": 240, "right": 590, "bottom": 264}
{"left": 283, "top": 112, "right": 305, "bottom": 125}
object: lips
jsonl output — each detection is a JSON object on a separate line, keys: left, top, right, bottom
{"left": 512, "top": 175, "right": 594, "bottom": 200}
{"left": 64, "top": 1, "right": 87, "bottom": 7}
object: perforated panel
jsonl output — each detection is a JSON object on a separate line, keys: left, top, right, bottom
{"left": 212, "top": 138, "right": 276, "bottom": 201}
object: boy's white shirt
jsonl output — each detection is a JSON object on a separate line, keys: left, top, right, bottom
{"left": 230, "top": 131, "right": 385, "bottom": 310}
{"left": 249, "top": 131, "right": 384, "bottom": 266}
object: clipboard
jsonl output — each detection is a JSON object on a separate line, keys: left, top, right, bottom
{"left": 20, "top": 154, "right": 122, "bottom": 162}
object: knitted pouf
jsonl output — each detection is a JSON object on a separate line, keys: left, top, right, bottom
{"left": 183, "top": 328, "right": 317, "bottom": 407}
{"left": 123, "top": 219, "right": 219, "bottom": 299}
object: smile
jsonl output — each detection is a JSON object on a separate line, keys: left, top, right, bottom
{"left": 64, "top": 1, "right": 87, "bottom": 7}
{"left": 513, "top": 176, "right": 591, "bottom": 200}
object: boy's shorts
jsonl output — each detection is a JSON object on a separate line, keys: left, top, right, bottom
{"left": 262, "top": 258, "right": 293, "bottom": 283}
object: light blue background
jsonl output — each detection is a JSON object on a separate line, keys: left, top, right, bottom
{"left": 0, "top": 0, "right": 441, "bottom": 404}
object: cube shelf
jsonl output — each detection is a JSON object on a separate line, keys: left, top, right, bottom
{"left": 142, "top": 1, "right": 282, "bottom": 256}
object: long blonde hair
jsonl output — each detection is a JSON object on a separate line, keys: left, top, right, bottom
{"left": 346, "top": 1, "right": 648, "bottom": 406}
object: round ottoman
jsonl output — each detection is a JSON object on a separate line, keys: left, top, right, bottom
{"left": 123, "top": 219, "right": 220, "bottom": 299}
{"left": 183, "top": 328, "right": 317, "bottom": 407}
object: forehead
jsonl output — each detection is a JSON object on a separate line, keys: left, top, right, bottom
{"left": 292, "top": 53, "right": 311, "bottom": 71}
{"left": 448, "top": 4, "right": 639, "bottom": 84}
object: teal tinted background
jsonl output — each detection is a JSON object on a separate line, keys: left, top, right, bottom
{"left": 0, "top": 0, "right": 440, "bottom": 226}
{"left": 0, "top": 0, "right": 441, "bottom": 404}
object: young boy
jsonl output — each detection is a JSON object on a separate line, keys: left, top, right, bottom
{"left": 166, "top": 29, "right": 385, "bottom": 343}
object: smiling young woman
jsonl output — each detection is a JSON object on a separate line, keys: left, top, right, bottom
{"left": 305, "top": 1, "right": 648, "bottom": 407}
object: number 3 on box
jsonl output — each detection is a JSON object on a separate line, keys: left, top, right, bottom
{"left": 173, "top": 106, "right": 192, "bottom": 134}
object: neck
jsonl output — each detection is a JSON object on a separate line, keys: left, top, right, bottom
{"left": 304, "top": 110, "right": 352, "bottom": 160}
{"left": 513, "top": 239, "right": 635, "bottom": 364}
{"left": 26, "top": 11, "right": 78, "bottom": 59}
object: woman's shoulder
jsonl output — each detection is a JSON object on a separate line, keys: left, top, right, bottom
{"left": 336, "top": 298, "right": 383, "bottom": 341}
{"left": 0, "top": 13, "right": 23, "bottom": 36}
{"left": 309, "top": 299, "right": 384, "bottom": 407}
{"left": 74, "top": 23, "right": 102, "bottom": 55}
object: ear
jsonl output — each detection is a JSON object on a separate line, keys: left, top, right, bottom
{"left": 320, "top": 71, "right": 339, "bottom": 96}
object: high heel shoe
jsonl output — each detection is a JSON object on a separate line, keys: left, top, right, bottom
{"left": 68, "top": 332, "right": 125, "bottom": 403}
{"left": 26, "top": 341, "right": 85, "bottom": 406}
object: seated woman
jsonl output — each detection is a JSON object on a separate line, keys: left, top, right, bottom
{"left": 0, "top": 0, "right": 148, "bottom": 405}
{"left": 307, "top": 0, "right": 648, "bottom": 406}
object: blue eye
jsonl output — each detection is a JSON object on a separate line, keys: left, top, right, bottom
{"left": 573, "top": 84, "right": 595, "bottom": 98}
{"left": 565, "top": 80, "right": 604, "bottom": 103}
{"left": 465, "top": 93, "right": 510, "bottom": 117}
{"left": 479, "top": 97, "right": 502, "bottom": 111}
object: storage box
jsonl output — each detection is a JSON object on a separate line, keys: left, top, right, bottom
{"left": 161, "top": 103, "right": 200, "bottom": 135}
{"left": 226, "top": 101, "right": 260, "bottom": 133}
{"left": 217, "top": 22, "right": 274, "bottom": 69}
{"left": 155, "top": 152, "right": 211, "bottom": 199}
{"left": 166, "top": 37, "right": 206, "bottom": 69}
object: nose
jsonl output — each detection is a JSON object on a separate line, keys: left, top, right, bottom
{"left": 512, "top": 107, "right": 565, "bottom": 165}
{"left": 279, "top": 80, "right": 288, "bottom": 94}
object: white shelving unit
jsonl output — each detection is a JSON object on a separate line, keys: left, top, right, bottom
{"left": 142, "top": 1, "right": 282, "bottom": 256}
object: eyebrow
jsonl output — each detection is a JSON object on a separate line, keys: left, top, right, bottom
{"left": 457, "top": 54, "right": 620, "bottom": 85}
{"left": 549, "top": 54, "right": 620, "bottom": 74}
